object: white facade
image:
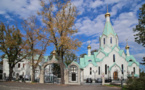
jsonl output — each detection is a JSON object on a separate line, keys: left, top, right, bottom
{"left": 2, "top": 57, "right": 53, "bottom": 80}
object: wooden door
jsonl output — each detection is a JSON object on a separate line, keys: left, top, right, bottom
{"left": 113, "top": 71, "right": 118, "bottom": 80}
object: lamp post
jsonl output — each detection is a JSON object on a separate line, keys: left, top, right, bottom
{"left": 121, "top": 69, "right": 126, "bottom": 89}
{"left": 93, "top": 70, "right": 97, "bottom": 81}
{"left": 107, "top": 66, "right": 109, "bottom": 79}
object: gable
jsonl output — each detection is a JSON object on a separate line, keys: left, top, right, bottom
{"left": 96, "top": 51, "right": 105, "bottom": 60}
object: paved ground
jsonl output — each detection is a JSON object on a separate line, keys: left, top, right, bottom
{"left": 0, "top": 81, "right": 120, "bottom": 90}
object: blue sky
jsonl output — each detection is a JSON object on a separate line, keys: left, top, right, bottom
{"left": 0, "top": 0, "right": 145, "bottom": 70}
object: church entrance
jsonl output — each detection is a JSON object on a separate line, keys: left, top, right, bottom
{"left": 72, "top": 73, "right": 76, "bottom": 81}
{"left": 113, "top": 71, "right": 118, "bottom": 80}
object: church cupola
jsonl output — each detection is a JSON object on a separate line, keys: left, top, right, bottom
{"left": 100, "top": 5, "right": 118, "bottom": 48}
{"left": 125, "top": 40, "right": 130, "bottom": 56}
{"left": 87, "top": 44, "right": 91, "bottom": 56}
{"left": 52, "top": 50, "right": 56, "bottom": 59}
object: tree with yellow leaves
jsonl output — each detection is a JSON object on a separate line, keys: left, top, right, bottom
{"left": 0, "top": 22, "right": 29, "bottom": 81}
{"left": 38, "top": 0, "right": 82, "bottom": 84}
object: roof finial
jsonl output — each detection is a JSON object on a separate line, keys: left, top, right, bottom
{"left": 107, "top": 4, "right": 108, "bottom": 13}
{"left": 126, "top": 39, "right": 128, "bottom": 45}
{"left": 87, "top": 40, "right": 91, "bottom": 49}
{"left": 125, "top": 38, "right": 129, "bottom": 49}
{"left": 105, "top": 4, "right": 110, "bottom": 17}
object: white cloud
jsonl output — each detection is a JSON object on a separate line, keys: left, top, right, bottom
{"left": 0, "top": 0, "right": 41, "bottom": 19}
{"left": 89, "top": 0, "right": 103, "bottom": 8}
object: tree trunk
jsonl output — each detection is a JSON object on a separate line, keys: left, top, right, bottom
{"left": 59, "top": 55, "right": 65, "bottom": 84}
{"left": 9, "top": 65, "right": 13, "bottom": 81}
{"left": 31, "top": 65, "right": 35, "bottom": 82}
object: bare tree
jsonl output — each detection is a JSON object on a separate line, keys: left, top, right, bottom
{"left": 22, "top": 16, "right": 49, "bottom": 82}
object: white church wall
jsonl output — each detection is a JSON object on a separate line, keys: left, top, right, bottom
{"left": 122, "top": 52, "right": 126, "bottom": 58}
{"left": 128, "top": 63, "right": 139, "bottom": 76}
{"left": 100, "top": 35, "right": 107, "bottom": 48}
{"left": 114, "top": 47, "right": 119, "bottom": 52}
{"left": 83, "top": 63, "right": 98, "bottom": 80}
{"left": 104, "top": 46, "right": 111, "bottom": 53}
{"left": 106, "top": 34, "right": 116, "bottom": 47}
{"left": 100, "top": 50, "right": 128, "bottom": 79}
{"left": 96, "top": 52, "right": 105, "bottom": 60}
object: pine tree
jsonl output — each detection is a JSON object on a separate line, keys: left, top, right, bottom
{"left": 133, "top": 4, "right": 145, "bottom": 65}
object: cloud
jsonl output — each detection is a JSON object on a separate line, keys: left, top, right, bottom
{"left": 0, "top": 0, "right": 41, "bottom": 19}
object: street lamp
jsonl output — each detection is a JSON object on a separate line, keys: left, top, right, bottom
{"left": 93, "top": 70, "right": 97, "bottom": 81}
{"left": 121, "top": 69, "right": 126, "bottom": 89}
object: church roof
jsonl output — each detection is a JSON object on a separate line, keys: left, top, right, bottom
{"left": 102, "top": 21, "right": 116, "bottom": 36}
{"left": 80, "top": 55, "right": 97, "bottom": 68}
{"left": 126, "top": 55, "right": 139, "bottom": 66}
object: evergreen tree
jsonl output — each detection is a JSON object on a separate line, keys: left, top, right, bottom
{"left": 133, "top": 4, "right": 145, "bottom": 65}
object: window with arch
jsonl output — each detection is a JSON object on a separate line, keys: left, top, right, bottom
{"left": 18, "top": 63, "right": 20, "bottom": 68}
{"left": 110, "top": 37, "right": 112, "bottom": 44}
{"left": 133, "top": 67, "right": 135, "bottom": 74}
{"left": 98, "top": 67, "right": 100, "bottom": 75}
{"left": 90, "top": 67, "right": 92, "bottom": 75}
{"left": 104, "top": 38, "right": 105, "bottom": 44}
{"left": 113, "top": 54, "right": 115, "bottom": 62}
{"left": 129, "top": 60, "right": 132, "bottom": 62}
{"left": 105, "top": 64, "right": 107, "bottom": 74}
{"left": 122, "top": 64, "right": 124, "bottom": 74}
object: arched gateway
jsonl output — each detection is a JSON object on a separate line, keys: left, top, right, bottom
{"left": 39, "top": 50, "right": 59, "bottom": 83}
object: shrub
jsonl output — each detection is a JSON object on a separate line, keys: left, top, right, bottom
{"left": 126, "top": 76, "right": 145, "bottom": 90}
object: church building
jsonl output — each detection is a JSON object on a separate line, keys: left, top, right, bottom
{"left": 2, "top": 10, "right": 140, "bottom": 85}
{"left": 66, "top": 10, "right": 140, "bottom": 84}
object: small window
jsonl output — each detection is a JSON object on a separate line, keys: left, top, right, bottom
{"left": 104, "top": 38, "right": 105, "bottom": 44}
{"left": 110, "top": 37, "right": 112, "bottom": 44}
{"left": 105, "top": 64, "right": 107, "bottom": 74}
{"left": 88, "top": 60, "right": 92, "bottom": 62}
{"left": 129, "top": 60, "right": 132, "bottom": 62}
{"left": 122, "top": 64, "right": 124, "bottom": 74}
{"left": 90, "top": 67, "right": 92, "bottom": 75}
{"left": 18, "top": 63, "right": 20, "bottom": 68}
{"left": 23, "top": 64, "right": 25, "bottom": 68}
{"left": 133, "top": 67, "right": 135, "bottom": 74}
{"left": 98, "top": 67, "right": 100, "bottom": 75}
{"left": 113, "top": 54, "right": 115, "bottom": 62}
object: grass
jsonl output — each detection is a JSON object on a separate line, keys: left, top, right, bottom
{"left": 104, "top": 84, "right": 121, "bottom": 87}
{"left": 105, "top": 84, "right": 127, "bottom": 90}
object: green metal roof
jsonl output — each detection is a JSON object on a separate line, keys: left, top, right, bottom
{"left": 126, "top": 55, "right": 139, "bottom": 66}
{"left": 102, "top": 21, "right": 116, "bottom": 36}
{"left": 80, "top": 55, "right": 97, "bottom": 68}
{"left": 109, "top": 62, "right": 121, "bottom": 71}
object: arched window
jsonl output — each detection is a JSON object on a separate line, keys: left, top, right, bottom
{"left": 133, "top": 67, "right": 135, "bottom": 74}
{"left": 122, "top": 64, "right": 124, "bottom": 74}
{"left": 113, "top": 54, "right": 115, "bottom": 62}
{"left": 98, "top": 67, "right": 100, "bottom": 75}
{"left": 105, "top": 64, "right": 107, "bottom": 74}
{"left": 18, "top": 63, "right": 20, "bottom": 68}
{"left": 104, "top": 38, "right": 105, "bottom": 44}
{"left": 110, "top": 37, "right": 112, "bottom": 44}
{"left": 90, "top": 67, "right": 92, "bottom": 75}
{"left": 129, "top": 60, "right": 132, "bottom": 62}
